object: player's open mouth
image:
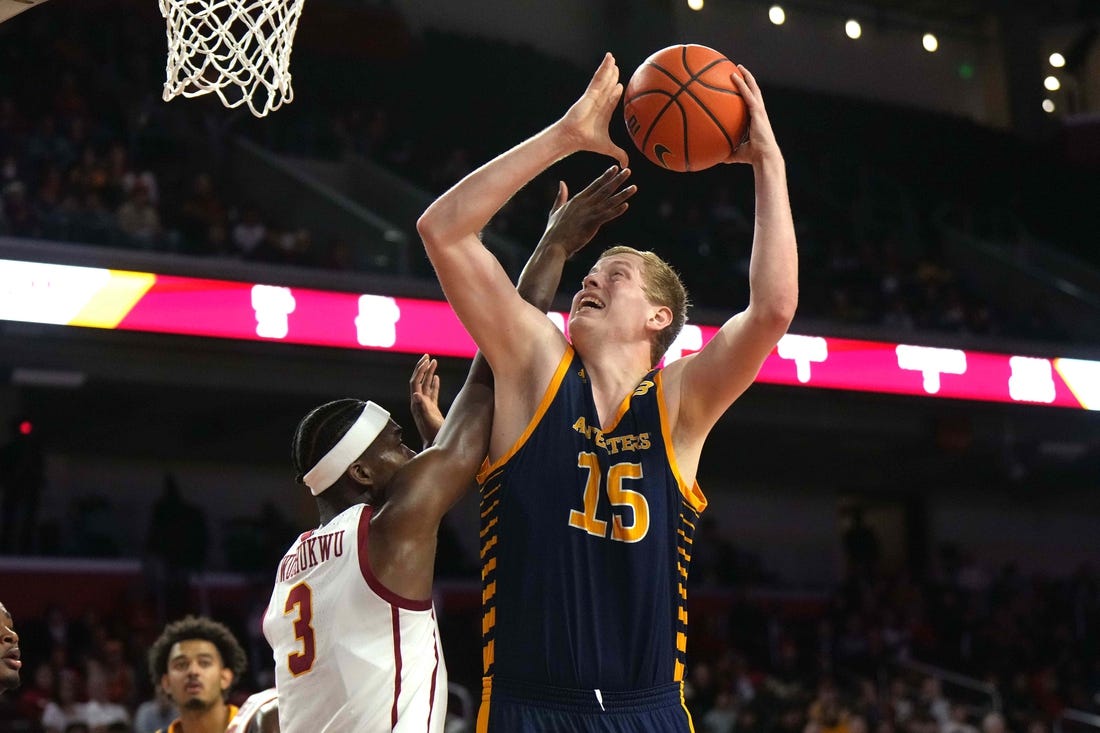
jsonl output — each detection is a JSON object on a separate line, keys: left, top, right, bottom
{"left": 578, "top": 296, "right": 605, "bottom": 312}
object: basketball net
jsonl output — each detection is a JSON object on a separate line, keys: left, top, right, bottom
{"left": 160, "top": 0, "right": 305, "bottom": 118}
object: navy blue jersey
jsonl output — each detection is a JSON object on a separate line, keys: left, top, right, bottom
{"left": 478, "top": 346, "right": 707, "bottom": 692}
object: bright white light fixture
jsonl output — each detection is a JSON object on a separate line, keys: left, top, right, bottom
{"left": 922, "top": 33, "right": 938, "bottom": 52}
{"left": 845, "top": 19, "right": 861, "bottom": 39}
{"left": 769, "top": 5, "right": 786, "bottom": 25}
{"left": 1042, "top": 99, "right": 1055, "bottom": 113}
{"left": 1049, "top": 52, "right": 1065, "bottom": 68}
{"left": 1044, "top": 75, "right": 1061, "bottom": 91}
{"left": 687, "top": 0, "right": 704, "bottom": 9}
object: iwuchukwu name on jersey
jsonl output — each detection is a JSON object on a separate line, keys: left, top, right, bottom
{"left": 277, "top": 528, "right": 345, "bottom": 582}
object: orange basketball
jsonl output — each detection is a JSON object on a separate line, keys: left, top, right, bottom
{"left": 623, "top": 44, "right": 749, "bottom": 173}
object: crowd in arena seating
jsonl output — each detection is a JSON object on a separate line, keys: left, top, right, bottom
{"left": 1, "top": 544, "right": 1096, "bottom": 733}
{"left": 1, "top": 4, "right": 1092, "bottom": 343}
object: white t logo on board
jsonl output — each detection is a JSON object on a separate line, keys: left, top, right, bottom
{"left": 1008, "top": 356, "right": 1055, "bottom": 404}
{"left": 251, "top": 285, "right": 295, "bottom": 339}
{"left": 663, "top": 324, "right": 703, "bottom": 365}
{"left": 777, "top": 334, "right": 828, "bottom": 383}
{"left": 896, "top": 345, "right": 966, "bottom": 393}
{"left": 355, "top": 294, "right": 400, "bottom": 347}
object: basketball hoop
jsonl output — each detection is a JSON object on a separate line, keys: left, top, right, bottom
{"left": 160, "top": 0, "right": 306, "bottom": 118}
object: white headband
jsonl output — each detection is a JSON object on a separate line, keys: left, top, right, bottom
{"left": 303, "top": 401, "right": 391, "bottom": 495}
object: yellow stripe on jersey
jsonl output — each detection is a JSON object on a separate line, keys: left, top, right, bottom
{"left": 480, "top": 499, "right": 499, "bottom": 519}
{"left": 480, "top": 535, "right": 498, "bottom": 559}
{"left": 482, "top": 557, "right": 497, "bottom": 580}
{"left": 654, "top": 372, "right": 708, "bottom": 514}
{"left": 477, "top": 678, "right": 493, "bottom": 733}
{"left": 478, "top": 345, "right": 573, "bottom": 481}
{"left": 479, "top": 517, "right": 498, "bottom": 538}
{"left": 483, "top": 581, "right": 496, "bottom": 603}
{"left": 482, "top": 607, "right": 496, "bottom": 634}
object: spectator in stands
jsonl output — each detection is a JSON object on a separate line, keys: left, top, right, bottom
{"left": 101, "top": 638, "right": 136, "bottom": 708}
{"left": 17, "top": 662, "right": 55, "bottom": 721}
{"left": 132, "top": 690, "right": 176, "bottom": 733}
{"left": 980, "top": 712, "right": 1007, "bottom": 733}
{"left": 147, "top": 616, "right": 247, "bottom": 733}
{"left": 72, "top": 192, "right": 116, "bottom": 246}
{"left": 116, "top": 180, "right": 163, "bottom": 249}
{"left": 842, "top": 506, "right": 881, "bottom": 581}
{"left": 176, "top": 173, "right": 226, "bottom": 253}
{"left": 942, "top": 703, "right": 979, "bottom": 733}
{"left": 42, "top": 669, "right": 87, "bottom": 733}
{"left": 231, "top": 206, "right": 266, "bottom": 257}
{"left": 145, "top": 474, "right": 209, "bottom": 619}
{"left": 84, "top": 662, "right": 131, "bottom": 732}
{"left": 1, "top": 179, "right": 36, "bottom": 237}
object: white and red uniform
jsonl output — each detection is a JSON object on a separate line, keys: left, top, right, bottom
{"left": 226, "top": 688, "right": 278, "bottom": 733}
{"left": 263, "top": 504, "right": 447, "bottom": 733}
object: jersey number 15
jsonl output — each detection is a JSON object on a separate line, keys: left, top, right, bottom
{"left": 568, "top": 452, "right": 650, "bottom": 542}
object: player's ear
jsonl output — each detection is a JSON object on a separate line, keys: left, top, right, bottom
{"left": 220, "top": 667, "right": 233, "bottom": 693}
{"left": 348, "top": 461, "right": 372, "bottom": 486}
{"left": 647, "top": 305, "right": 673, "bottom": 331}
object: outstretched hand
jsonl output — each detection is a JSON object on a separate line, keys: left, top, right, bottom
{"left": 541, "top": 165, "right": 637, "bottom": 259}
{"left": 725, "top": 65, "right": 782, "bottom": 166}
{"left": 409, "top": 353, "right": 444, "bottom": 448}
{"left": 559, "top": 52, "right": 630, "bottom": 168}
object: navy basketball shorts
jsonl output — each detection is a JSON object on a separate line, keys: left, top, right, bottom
{"left": 478, "top": 677, "right": 695, "bottom": 733}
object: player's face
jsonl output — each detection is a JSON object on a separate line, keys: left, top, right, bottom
{"left": 161, "top": 639, "right": 232, "bottom": 711}
{"left": 0, "top": 603, "right": 20, "bottom": 692}
{"left": 569, "top": 254, "right": 655, "bottom": 342}
{"left": 368, "top": 420, "right": 417, "bottom": 495}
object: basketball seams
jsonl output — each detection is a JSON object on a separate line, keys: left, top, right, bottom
{"left": 675, "top": 48, "right": 740, "bottom": 167}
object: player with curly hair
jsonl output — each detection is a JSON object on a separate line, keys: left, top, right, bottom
{"left": 148, "top": 615, "right": 247, "bottom": 733}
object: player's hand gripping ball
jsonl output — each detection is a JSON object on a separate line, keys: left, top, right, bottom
{"left": 623, "top": 44, "right": 749, "bottom": 172}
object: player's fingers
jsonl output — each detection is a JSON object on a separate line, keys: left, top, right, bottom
{"left": 579, "top": 166, "right": 619, "bottom": 200}
{"left": 591, "top": 52, "right": 618, "bottom": 94}
{"left": 737, "top": 65, "right": 763, "bottom": 101}
{"left": 606, "top": 183, "right": 637, "bottom": 208}
{"left": 430, "top": 374, "right": 440, "bottom": 397}
{"left": 590, "top": 166, "right": 629, "bottom": 200}
{"left": 730, "top": 72, "right": 757, "bottom": 109}
{"left": 599, "top": 201, "right": 631, "bottom": 224}
{"left": 411, "top": 353, "right": 429, "bottom": 385}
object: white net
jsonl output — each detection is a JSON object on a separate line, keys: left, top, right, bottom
{"left": 160, "top": 0, "right": 306, "bottom": 118}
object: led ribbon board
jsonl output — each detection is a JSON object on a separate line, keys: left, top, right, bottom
{"left": 1, "top": 258, "right": 1097, "bottom": 410}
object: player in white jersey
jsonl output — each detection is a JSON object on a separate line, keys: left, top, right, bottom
{"left": 226, "top": 687, "right": 279, "bottom": 733}
{"left": 262, "top": 166, "right": 636, "bottom": 733}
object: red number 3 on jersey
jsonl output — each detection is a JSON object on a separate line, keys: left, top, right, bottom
{"left": 285, "top": 582, "right": 316, "bottom": 676}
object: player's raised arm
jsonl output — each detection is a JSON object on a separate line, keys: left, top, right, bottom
{"left": 386, "top": 165, "right": 637, "bottom": 532}
{"left": 416, "top": 53, "right": 629, "bottom": 383}
{"left": 668, "top": 65, "right": 798, "bottom": 447}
